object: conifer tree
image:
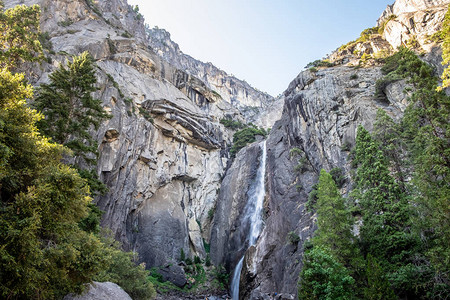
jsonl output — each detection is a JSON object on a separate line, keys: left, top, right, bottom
{"left": 313, "top": 170, "right": 359, "bottom": 267}
{"left": 298, "top": 247, "right": 355, "bottom": 300}
{"left": 353, "top": 126, "right": 420, "bottom": 297}
{"left": 34, "top": 51, "right": 110, "bottom": 166}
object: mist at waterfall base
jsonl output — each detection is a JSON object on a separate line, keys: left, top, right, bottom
{"left": 231, "top": 141, "right": 267, "bottom": 300}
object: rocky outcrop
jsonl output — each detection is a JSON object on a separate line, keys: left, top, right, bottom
{"left": 210, "top": 142, "right": 263, "bottom": 271}
{"left": 381, "top": 1, "right": 449, "bottom": 51}
{"left": 4, "top": 0, "right": 274, "bottom": 286}
{"left": 63, "top": 282, "right": 132, "bottom": 300}
{"left": 147, "top": 27, "right": 275, "bottom": 117}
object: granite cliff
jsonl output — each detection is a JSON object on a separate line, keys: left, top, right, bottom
{"left": 210, "top": 0, "right": 449, "bottom": 299}
{"left": 4, "top": 0, "right": 449, "bottom": 298}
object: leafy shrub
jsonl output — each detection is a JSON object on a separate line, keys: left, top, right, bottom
{"left": 230, "top": 126, "right": 267, "bottom": 156}
{"left": 220, "top": 118, "right": 244, "bottom": 130}
{"left": 309, "top": 67, "right": 318, "bottom": 73}
{"left": 95, "top": 237, "right": 156, "bottom": 300}
{"left": 350, "top": 74, "right": 358, "bottom": 80}
{"left": 287, "top": 231, "right": 300, "bottom": 245}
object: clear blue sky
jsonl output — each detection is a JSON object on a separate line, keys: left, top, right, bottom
{"left": 127, "top": 0, "right": 393, "bottom": 96}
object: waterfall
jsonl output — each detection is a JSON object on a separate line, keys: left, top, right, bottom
{"left": 231, "top": 141, "right": 267, "bottom": 300}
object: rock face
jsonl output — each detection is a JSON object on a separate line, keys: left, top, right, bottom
{"left": 381, "top": 1, "right": 449, "bottom": 51}
{"left": 228, "top": 1, "right": 448, "bottom": 299}
{"left": 63, "top": 282, "right": 132, "bottom": 300}
{"left": 147, "top": 27, "right": 275, "bottom": 116}
{"left": 3, "top": 0, "right": 279, "bottom": 288}
{"left": 210, "top": 142, "right": 263, "bottom": 271}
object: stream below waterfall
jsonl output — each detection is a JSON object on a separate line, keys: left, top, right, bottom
{"left": 231, "top": 141, "right": 267, "bottom": 300}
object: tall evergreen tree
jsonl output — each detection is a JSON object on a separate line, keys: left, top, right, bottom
{"left": 34, "top": 51, "right": 110, "bottom": 166}
{"left": 298, "top": 247, "right": 355, "bottom": 300}
{"left": 352, "top": 126, "right": 421, "bottom": 297}
{"left": 313, "top": 170, "right": 359, "bottom": 268}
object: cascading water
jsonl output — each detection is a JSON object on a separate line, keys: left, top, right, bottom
{"left": 231, "top": 141, "right": 267, "bottom": 300}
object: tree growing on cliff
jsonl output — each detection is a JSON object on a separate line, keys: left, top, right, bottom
{"left": 34, "top": 51, "right": 110, "bottom": 195}
{"left": 0, "top": 2, "right": 43, "bottom": 69}
{"left": 34, "top": 51, "right": 110, "bottom": 166}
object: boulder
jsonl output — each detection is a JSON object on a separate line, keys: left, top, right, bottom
{"left": 64, "top": 282, "right": 132, "bottom": 300}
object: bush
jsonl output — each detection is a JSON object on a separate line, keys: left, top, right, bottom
{"left": 95, "top": 238, "right": 156, "bottom": 300}
{"left": 194, "top": 256, "right": 202, "bottom": 264}
{"left": 220, "top": 118, "right": 244, "bottom": 130}
{"left": 287, "top": 231, "right": 300, "bottom": 245}
{"left": 230, "top": 126, "right": 267, "bottom": 156}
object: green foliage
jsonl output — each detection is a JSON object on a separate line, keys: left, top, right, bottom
{"left": 212, "top": 265, "right": 229, "bottom": 289}
{"left": 0, "top": 68, "right": 109, "bottom": 299}
{"left": 194, "top": 256, "right": 202, "bottom": 264}
{"left": 208, "top": 207, "right": 215, "bottom": 221}
{"left": 121, "top": 31, "right": 133, "bottom": 38}
{"left": 378, "top": 14, "right": 397, "bottom": 35}
{"left": 180, "top": 248, "right": 186, "bottom": 261}
{"left": 440, "top": 4, "right": 450, "bottom": 89}
{"left": 364, "top": 254, "right": 396, "bottom": 300}
{"left": 139, "top": 107, "right": 154, "bottom": 123}
{"left": 306, "top": 183, "right": 318, "bottom": 212}
{"left": 329, "top": 167, "right": 346, "bottom": 189}
{"left": 306, "top": 59, "right": 334, "bottom": 69}
{"left": 38, "top": 31, "right": 53, "bottom": 52}
{"left": 0, "top": 3, "right": 43, "bottom": 69}
{"left": 230, "top": 125, "right": 267, "bottom": 156}
{"left": 84, "top": 0, "right": 102, "bottom": 17}
{"left": 309, "top": 67, "right": 318, "bottom": 73}
{"left": 339, "top": 26, "right": 379, "bottom": 53}
{"left": 298, "top": 247, "right": 355, "bottom": 300}
{"left": 95, "top": 236, "right": 156, "bottom": 300}
{"left": 220, "top": 118, "right": 244, "bottom": 130}
{"left": 34, "top": 51, "right": 110, "bottom": 166}
{"left": 350, "top": 74, "right": 358, "bottom": 80}
{"left": 78, "top": 203, "right": 104, "bottom": 234}
{"left": 287, "top": 231, "right": 300, "bottom": 245}
{"left": 313, "top": 170, "right": 357, "bottom": 266}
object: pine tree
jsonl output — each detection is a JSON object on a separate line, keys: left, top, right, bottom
{"left": 298, "top": 247, "right": 355, "bottom": 300}
{"left": 364, "top": 254, "right": 396, "bottom": 300}
{"left": 313, "top": 170, "right": 359, "bottom": 268}
{"left": 34, "top": 51, "right": 110, "bottom": 166}
{"left": 352, "top": 126, "right": 419, "bottom": 297}
{"left": 34, "top": 51, "right": 110, "bottom": 195}
{"left": 0, "top": 66, "right": 109, "bottom": 299}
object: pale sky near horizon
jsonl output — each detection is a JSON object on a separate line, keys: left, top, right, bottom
{"left": 127, "top": 0, "right": 393, "bottom": 96}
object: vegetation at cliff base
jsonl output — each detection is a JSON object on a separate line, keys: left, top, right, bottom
{"left": 298, "top": 47, "right": 450, "bottom": 299}
{"left": 0, "top": 3, "right": 155, "bottom": 299}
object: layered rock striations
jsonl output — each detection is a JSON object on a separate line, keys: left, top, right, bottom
{"left": 211, "top": 1, "right": 449, "bottom": 299}
{"left": 4, "top": 0, "right": 278, "bottom": 284}
{"left": 147, "top": 27, "right": 275, "bottom": 118}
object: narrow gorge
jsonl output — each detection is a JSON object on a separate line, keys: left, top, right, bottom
{"left": 1, "top": 0, "right": 449, "bottom": 299}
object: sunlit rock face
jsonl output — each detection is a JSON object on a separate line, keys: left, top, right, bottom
{"left": 3, "top": 0, "right": 279, "bottom": 278}
{"left": 4, "top": 0, "right": 448, "bottom": 297}
{"left": 146, "top": 27, "right": 276, "bottom": 118}
{"left": 379, "top": 0, "right": 449, "bottom": 51}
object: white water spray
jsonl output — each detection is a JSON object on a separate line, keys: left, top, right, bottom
{"left": 230, "top": 141, "right": 267, "bottom": 300}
